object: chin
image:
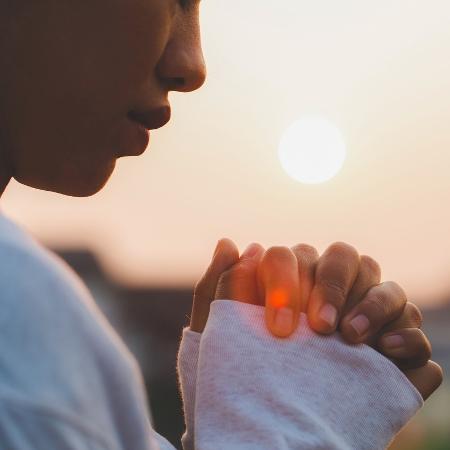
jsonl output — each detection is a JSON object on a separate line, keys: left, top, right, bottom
{"left": 15, "top": 159, "right": 117, "bottom": 198}
{"left": 50, "top": 177, "right": 112, "bottom": 198}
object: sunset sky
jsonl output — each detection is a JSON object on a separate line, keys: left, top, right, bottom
{"left": 3, "top": 1, "right": 450, "bottom": 306}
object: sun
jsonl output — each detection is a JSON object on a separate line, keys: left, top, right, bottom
{"left": 278, "top": 116, "right": 347, "bottom": 184}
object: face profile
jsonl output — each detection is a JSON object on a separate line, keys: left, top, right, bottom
{"left": 0, "top": 0, "right": 206, "bottom": 197}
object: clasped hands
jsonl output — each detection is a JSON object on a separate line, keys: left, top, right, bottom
{"left": 191, "top": 239, "right": 442, "bottom": 400}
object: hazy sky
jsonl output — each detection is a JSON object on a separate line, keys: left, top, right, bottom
{"left": 3, "top": 1, "right": 450, "bottom": 305}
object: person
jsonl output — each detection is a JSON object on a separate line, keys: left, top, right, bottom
{"left": 0, "top": 1, "right": 442, "bottom": 449}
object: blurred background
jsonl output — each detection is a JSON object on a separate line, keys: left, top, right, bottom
{"left": 1, "top": 1, "right": 450, "bottom": 448}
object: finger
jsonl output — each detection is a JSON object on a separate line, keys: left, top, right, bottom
{"left": 290, "top": 244, "right": 319, "bottom": 313}
{"left": 214, "top": 242, "right": 265, "bottom": 304}
{"left": 403, "top": 360, "right": 443, "bottom": 401}
{"left": 380, "top": 302, "right": 423, "bottom": 333}
{"left": 343, "top": 255, "right": 381, "bottom": 314}
{"left": 378, "top": 328, "right": 432, "bottom": 370}
{"left": 366, "top": 302, "right": 423, "bottom": 349}
{"left": 308, "top": 242, "right": 360, "bottom": 334}
{"left": 190, "top": 238, "right": 240, "bottom": 332}
{"left": 340, "top": 281, "right": 407, "bottom": 344}
{"left": 259, "top": 246, "right": 301, "bottom": 338}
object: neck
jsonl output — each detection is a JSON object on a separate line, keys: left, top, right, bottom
{"left": 0, "top": 173, "right": 11, "bottom": 198}
{"left": 0, "top": 19, "right": 13, "bottom": 199}
{"left": 0, "top": 91, "right": 12, "bottom": 198}
{"left": 0, "top": 146, "right": 12, "bottom": 198}
{"left": 0, "top": 164, "right": 11, "bottom": 198}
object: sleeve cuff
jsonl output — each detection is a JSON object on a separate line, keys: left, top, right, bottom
{"left": 177, "top": 327, "right": 201, "bottom": 450}
{"left": 195, "top": 300, "right": 422, "bottom": 450}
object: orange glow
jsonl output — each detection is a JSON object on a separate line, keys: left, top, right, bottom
{"left": 268, "top": 288, "right": 289, "bottom": 308}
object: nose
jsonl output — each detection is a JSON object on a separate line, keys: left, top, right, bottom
{"left": 156, "top": 16, "right": 207, "bottom": 93}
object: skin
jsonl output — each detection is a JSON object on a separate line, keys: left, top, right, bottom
{"left": 191, "top": 239, "right": 443, "bottom": 400}
{"left": 0, "top": 0, "right": 205, "bottom": 196}
{"left": 0, "top": 0, "right": 442, "bottom": 402}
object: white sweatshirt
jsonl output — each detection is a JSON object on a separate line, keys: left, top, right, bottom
{"left": 0, "top": 211, "right": 422, "bottom": 450}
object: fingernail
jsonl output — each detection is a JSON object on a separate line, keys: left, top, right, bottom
{"left": 242, "top": 243, "right": 260, "bottom": 259}
{"left": 382, "top": 334, "right": 405, "bottom": 349}
{"left": 349, "top": 314, "right": 370, "bottom": 337}
{"left": 319, "top": 304, "right": 337, "bottom": 328}
{"left": 270, "top": 307, "right": 295, "bottom": 337}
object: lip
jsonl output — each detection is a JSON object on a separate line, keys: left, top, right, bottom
{"left": 127, "top": 105, "right": 171, "bottom": 131}
{"left": 120, "top": 105, "right": 171, "bottom": 156}
{"left": 127, "top": 122, "right": 150, "bottom": 156}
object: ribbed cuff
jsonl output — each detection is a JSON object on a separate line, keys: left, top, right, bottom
{"left": 177, "top": 328, "right": 201, "bottom": 450}
{"left": 198, "top": 300, "right": 423, "bottom": 450}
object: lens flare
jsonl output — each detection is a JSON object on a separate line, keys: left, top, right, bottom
{"left": 268, "top": 288, "right": 289, "bottom": 309}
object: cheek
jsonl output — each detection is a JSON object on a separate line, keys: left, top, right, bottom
{"left": 4, "top": 0, "right": 172, "bottom": 139}
{"left": 11, "top": 117, "right": 118, "bottom": 197}
{"left": 1, "top": 0, "right": 172, "bottom": 195}
{"left": 109, "top": 1, "right": 173, "bottom": 85}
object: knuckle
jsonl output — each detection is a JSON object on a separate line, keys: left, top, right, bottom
{"left": 291, "top": 243, "right": 319, "bottom": 260}
{"left": 368, "top": 282, "right": 407, "bottom": 319}
{"left": 405, "top": 302, "right": 423, "bottom": 328}
{"left": 215, "top": 267, "right": 242, "bottom": 298}
{"left": 412, "top": 329, "right": 432, "bottom": 360}
{"left": 384, "top": 281, "right": 408, "bottom": 303}
{"left": 319, "top": 278, "right": 347, "bottom": 303}
{"left": 215, "top": 263, "right": 256, "bottom": 301}
{"left": 363, "top": 290, "right": 390, "bottom": 318}
{"left": 217, "top": 267, "right": 236, "bottom": 287}
{"left": 360, "top": 255, "right": 381, "bottom": 278}
{"left": 263, "top": 246, "right": 295, "bottom": 266}
{"left": 327, "top": 241, "right": 359, "bottom": 260}
{"left": 265, "top": 245, "right": 292, "bottom": 258}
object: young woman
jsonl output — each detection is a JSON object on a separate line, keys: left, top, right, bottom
{"left": 0, "top": 1, "right": 442, "bottom": 449}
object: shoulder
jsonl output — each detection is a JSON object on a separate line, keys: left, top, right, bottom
{"left": 0, "top": 213, "right": 103, "bottom": 331}
{"left": 0, "top": 216, "right": 90, "bottom": 304}
{"left": 0, "top": 230, "right": 95, "bottom": 356}
{"left": 0, "top": 216, "right": 147, "bottom": 438}
{"left": 0, "top": 218, "right": 135, "bottom": 397}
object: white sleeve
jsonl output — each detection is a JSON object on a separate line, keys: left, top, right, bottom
{"left": 152, "top": 431, "right": 179, "bottom": 450}
{"left": 177, "top": 328, "right": 201, "bottom": 450}
{"left": 180, "top": 300, "right": 423, "bottom": 450}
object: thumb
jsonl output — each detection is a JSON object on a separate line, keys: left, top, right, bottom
{"left": 214, "top": 242, "right": 265, "bottom": 305}
{"left": 190, "top": 238, "right": 239, "bottom": 332}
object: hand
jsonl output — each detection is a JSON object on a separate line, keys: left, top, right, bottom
{"left": 190, "top": 238, "right": 443, "bottom": 400}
